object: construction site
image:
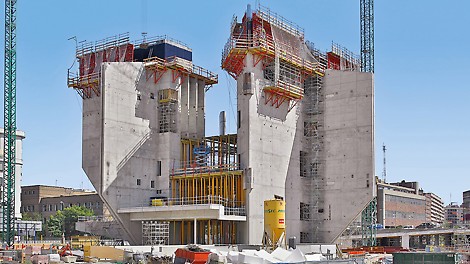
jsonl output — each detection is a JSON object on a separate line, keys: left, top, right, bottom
{"left": 65, "top": 3, "right": 374, "bottom": 248}
{"left": 1, "top": 0, "right": 469, "bottom": 263}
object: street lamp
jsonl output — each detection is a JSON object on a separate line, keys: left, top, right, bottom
{"left": 60, "top": 201, "right": 65, "bottom": 244}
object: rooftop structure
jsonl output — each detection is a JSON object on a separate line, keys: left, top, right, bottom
{"left": 69, "top": 5, "right": 374, "bottom": 246}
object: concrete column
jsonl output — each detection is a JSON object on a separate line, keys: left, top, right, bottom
{"left": 401, "top": 234, "right": 410, "bottom": 249}
{"left": 196, "top": 80, "right": 205, "bottom": 138}
{"left": 180, "top": 75, "right": 190, "bottom": 137}
{"left": 189, "top": 78, "right": 198, "bottom": 138}
{"left": 194, "top": 218, "right": 197, "bottom": 244}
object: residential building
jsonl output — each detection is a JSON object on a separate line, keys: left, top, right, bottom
{"left": 424, "top": 192, "right": 444, "bottom": 225}
{"left": 444, "top": 202, "right": 464, "bottom": 226}
{"left": 463, "top": 190, "right": 470, "bottom": 223}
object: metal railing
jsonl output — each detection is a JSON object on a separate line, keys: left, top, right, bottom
{"left": 171, "top": 162, "right": 240, "bottom": 176}
{"left": 144, "top": 56, "right": 218, "bottom": 84}
{"left": 78, "top": 215, "right": 114, "bottom": 222}
{"left": 148, "top": 195, "right": 246, "bottom": 216}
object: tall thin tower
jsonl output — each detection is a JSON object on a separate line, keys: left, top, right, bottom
{"left": 3, "top": 0, "right": 18, "bottom": 246}
{"left": 382, "top": 143, "right": 386, "bottom": 182}
{"left": 360, "top": 0, "right": 376, "bottom": 247}
{"left": 360, "top": 0, "right": 374, "bottom": 73}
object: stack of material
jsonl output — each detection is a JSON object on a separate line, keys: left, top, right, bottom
{"left": 207, "top": 247, "right": 328, "bottom": 264}
{"left": 31, "top": 254, "right": 49, "bottom": 264}
{"left": 23, "top": 245, "right": 43, "bottom": 263}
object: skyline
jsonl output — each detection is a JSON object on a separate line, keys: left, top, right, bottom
{"left": 2, "top": 0, "right": 468, "bottom": 205}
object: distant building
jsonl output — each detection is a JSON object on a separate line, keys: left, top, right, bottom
{"left": 424, "top": 193, "right": 444, "bottom": 225}
{"left": 0, "top": 128, "right": 26, "bottom": 219}
{"left": 21, "top": 185, "right": 107, "bottom": 223}
{"left": 377, "top": 180, "right": 426, "bottom": 228}
{"left": 462, "top": 190, "right": 470, "bottom": 223}
{"left": 444, "top": 202, "right": 464, "bottom": 226}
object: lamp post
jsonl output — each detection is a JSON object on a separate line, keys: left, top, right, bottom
{"left": 60, "top": 201, "right": 65, "bottom": 244}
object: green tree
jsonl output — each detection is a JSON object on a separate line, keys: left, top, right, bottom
{"left": 21, "top": 212, "right": 42, "bottom": 221}
{"left": 47, "top": 205, "right": 94, "bottom": 238}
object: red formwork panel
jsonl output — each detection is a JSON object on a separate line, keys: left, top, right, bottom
{"left": 327, "top": 52, "right": 341, "bottom": 70}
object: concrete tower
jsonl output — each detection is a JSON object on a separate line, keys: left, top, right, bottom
{"left": 222, "top": 5, "right": 375, "bottom": 244}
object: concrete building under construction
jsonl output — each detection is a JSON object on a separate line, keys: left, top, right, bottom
{"left": 68, "top": 5, "right": 375, "bottom": 246}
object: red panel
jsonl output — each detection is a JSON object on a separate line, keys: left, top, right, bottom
{"left": 88, "top": 53, "right": 96, "bottom": 74}
{"left": 327, "top": 52, "right": 340, "bottom": 70}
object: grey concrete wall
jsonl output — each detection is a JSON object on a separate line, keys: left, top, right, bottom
{"left": 319, "top": 70, "right": 375, "bottom": 243}
{"left": 82, "top": 62, "right": 207, "bottom": 245}
{"left": 237, "top": 53, "right": 301, "bottom": 244}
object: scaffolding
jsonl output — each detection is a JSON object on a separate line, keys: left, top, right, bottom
{"left": 361, "top": 197, "right": 378, "bottom": 246}
{"left": 300, "top": 75, "right": 325, "bottom": 243}
{"left": 142, "top": 221, "right": 169, "bottom": 245}
{"left": 166, "top": 134, "right": 244, "bottom": 245}
{"left": 221, "top": 5, "right": 325, "bottom": 111}
{"left": 158, "top": 89, "right": 178, "bottom": 133}
{"left": 327, "top": 42, "right": 361, "bottom": 71}
{"left": 67, "top": 33, "right": 133, "bottom": 99}
{"left": 144, "top": 55, "right": 217, "bottom": 87}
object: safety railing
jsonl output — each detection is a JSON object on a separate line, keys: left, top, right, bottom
{"left": 144, "top": 56, "right": 218, "bottom": 84}
{"left": 149, "top": 195, "right": 246, "bottom": 216}
{"left": 78, "top": 215, "right": 114, "bottom": 222}
{"left": 67, "top": 70, "right": 100, "bottom": 88}
{"left": 222, "top": 31, "right": 324, "bottom": 76}
{"left": 257, "top": 5, "right": 305, "bottom": 38}
{"left": 171, "top": 162, "right": 241, "bottom": 176}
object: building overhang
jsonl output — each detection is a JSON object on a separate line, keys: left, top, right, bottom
{"left": 118, "top": 204, "right": 246, "bottom": 222}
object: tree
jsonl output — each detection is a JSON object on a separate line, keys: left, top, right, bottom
{"left": 47, "top": 205, "right": 94, "bottom": 238}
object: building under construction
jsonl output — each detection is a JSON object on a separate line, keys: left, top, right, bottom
{"left": 68, "top": 5, "right": 374, "bottom": 246}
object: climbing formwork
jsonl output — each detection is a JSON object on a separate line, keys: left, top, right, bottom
{"left": 222, "top": 5, "right": 325, "bottom": 112}
{"left": 67, "top": 33, "right": 134, "bottom": 98}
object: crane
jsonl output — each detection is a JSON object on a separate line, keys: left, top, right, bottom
{"left": 360, "top": 0, "right": 376, "bottom": 247}
{"left": 2, "top": 0, "right": 18, "bottom": 246}
{"left": 360, "top": 0, "right": 374, "bottom": 73}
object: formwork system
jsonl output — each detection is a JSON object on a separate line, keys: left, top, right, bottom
{"left": 166, "top": 134, "right": 244, "bottom": 244}
{"left": 67, "top": 33, "right": 217, "bottom": 99}
{"left": 222, "top": 5, "right": 325, "bottom": 112}
{"left": 67, "top": 33, "right": 134, "bottom": 99}
{"left": 142, "top": 221, "right": 169, "bottom": 245}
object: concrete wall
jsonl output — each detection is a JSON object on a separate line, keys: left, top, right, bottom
{"left": 237, "top": 53, "right": 302, "bottom": 244}
{"left": 320, "top": 70, "right": 375, "bottom": 242}
{"left": 286, "top": 70, "right": 375, "bottom": 244}
{"left": 82, "top": 62, "right": 206, "bottom": 244}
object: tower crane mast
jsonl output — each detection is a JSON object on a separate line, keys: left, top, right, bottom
{"left": 2, "top": 0, "right": 18, "bottom": 246}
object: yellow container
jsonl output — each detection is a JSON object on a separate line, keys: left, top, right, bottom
{"left": 151, "top": 199, "right": 164, "bottom": 206}
{"left": 264, "top": 199, "right": 286, "bottom": 244}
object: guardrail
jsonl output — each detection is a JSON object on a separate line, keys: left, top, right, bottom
{"left": 149, "top": 195, "right": 246, "bottom": 216}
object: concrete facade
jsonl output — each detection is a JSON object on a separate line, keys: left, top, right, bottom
{"left": 0, "top": 129, "right": 25, "bottom": 218}
{"left": 82, "top": 60, "right": 208, "bottom": 244}
{"left": 236, "top": 53, "right": 375, "bottom": 244}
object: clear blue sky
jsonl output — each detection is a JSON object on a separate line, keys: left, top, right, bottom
{"left": 3, "top": 0, "right": 469, "bottom": 205}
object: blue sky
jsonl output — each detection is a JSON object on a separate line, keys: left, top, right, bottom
{"left": 3, "top": 0, "right": 469, "bottom": 205}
